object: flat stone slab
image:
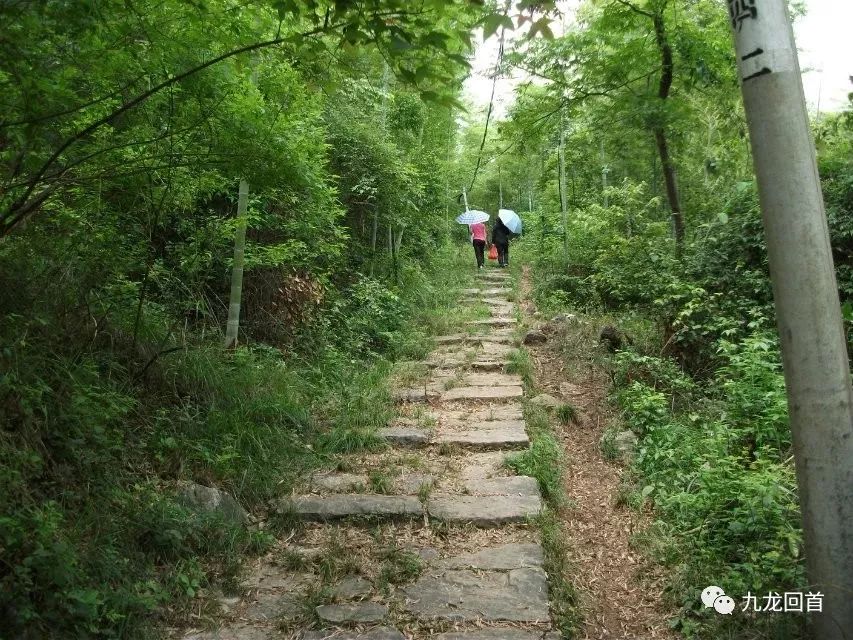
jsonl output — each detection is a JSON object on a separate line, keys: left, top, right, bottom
{"left": 185, "top": 627, "right": 272, "bottom": 640}
{"left": 332, "top": 575, "right": 373, "bottom": 600}
{"left": 435, "top": 422, "right": 528, "bottom": 450}
{"left": 475, "top": 335, "right": 515, "bottom": 345}
{"left": 378, "top": 426, "right": 430, "bottom": 446}
{"left": 436, "top": 631, "right": 556, "bottom": 640}
{"left": 467, "top": 318, "right": 517, "bottom": 327}
{"left": 436, "top": 543, "right": 544, "bottom": 571}
{"left": 316, "top": 602, "right": 388, "bottom": 623}
{"left": 470, "top": 360, "right": 508, "bottom": 372}
{"left": 427, "top": 493, "right": 541, "bottom": 526}
{"left": 442, "top": 386, "right": 523, "bottom": 402}
{"left": 463, "top": 373, "right": 523, "bottom": 387}
{"left": 435, "top": 405, "right": 523, "bottom": 427}
{"left": 465, "top": 476, "right": 540, "bottom": 496}
{"left": 402, "top": 567, "right": 549, "bottom": 622}
{"left": 287, "top": 495, "right": 423, "bottom": 520}
{"left": 302, "top": 629, "right": 405, "bottom": 640}
{"left": 435, "top": 334, "right": 468, "bottom": 345}
{"left": 478, "top": 288, "right": 512, "bottom": 297}
{"left": 479, "top": 297, "right": 515, "bottom": 306}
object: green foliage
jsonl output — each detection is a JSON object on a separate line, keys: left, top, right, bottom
{"left": 613, "top": 338, "right": 805, "bottom": 637}
{"left": 555, "top": 403, "right": 578, "bottom": 425}
{"left": 507, "top": 406, "right": 565, "bottom": 507}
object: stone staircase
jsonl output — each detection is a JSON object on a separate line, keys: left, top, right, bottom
{"left": 183, "top": 269, "right": 558, "bottom": 640}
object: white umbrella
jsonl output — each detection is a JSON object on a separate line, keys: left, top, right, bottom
{"left": 456, "top": 210, "right": 490, "bottom": 225}
{"left": 498, "top": 209, "right": 522, "bottom": 234}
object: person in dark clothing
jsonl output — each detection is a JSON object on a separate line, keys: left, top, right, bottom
{"left": 492, "top": 218, "right": 510, "bottom": 267}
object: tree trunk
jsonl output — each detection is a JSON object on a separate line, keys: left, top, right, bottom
{"left": 224, "top": 178, "right": 249, "bottom": 349}
{"left": 652, "top": 9, "right": 685, "bottom": 256}
{"left": 558, "top": 127, "right": 569, "bottom": 263}
{"left": 654, "top": 127, "right": 685, "bottom": 251}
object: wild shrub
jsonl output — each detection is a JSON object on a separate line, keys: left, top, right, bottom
{"left": 616, "top": 337, "right": 805, "bottom": 636}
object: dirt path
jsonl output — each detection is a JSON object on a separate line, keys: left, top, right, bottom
{"left": 519, "top": 266, "right": 677, "bottom": 640}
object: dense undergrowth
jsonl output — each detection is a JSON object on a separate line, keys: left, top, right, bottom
{"left": 0, "top": 241, "right": 473, "bottom": 639}
{"left": 514, "top": 105, "right": 853, "bottom": 639}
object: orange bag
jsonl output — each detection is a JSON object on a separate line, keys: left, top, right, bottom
{"left": 487, "top": 244, "right": 498, "bottom": 260}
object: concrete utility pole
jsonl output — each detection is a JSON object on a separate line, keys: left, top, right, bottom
{"left": 726, "top": 1, "right": 853, "bottom": 636}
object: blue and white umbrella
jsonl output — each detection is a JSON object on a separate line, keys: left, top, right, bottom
{"left": 498, "top": 209, "right": 522, "bottom": 234}
{"left": 456, "top": 210, "right": 490, "bottom": 225}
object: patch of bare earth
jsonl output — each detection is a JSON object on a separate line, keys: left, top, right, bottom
{"left": 519, "top": 266, "right": 677, "bottom": 640}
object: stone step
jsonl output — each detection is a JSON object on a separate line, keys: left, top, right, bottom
{"left": 460, "top": 288, "right": 512, "bottom": 298}
{"left": 435, "top": 543, "right": 544, "bottom": 570}
{"left": 426, "top": 493, "right": 542, "bottom": 526}
{"left": 437, "top": 630, "right": 559, "bottom": 640}
{"left": 476, "top": 335, "right": 516, "bottom": 345}
{"left": 377, "top": 426, "right": 431, "bottom": 446}
{"left": 285, "top": 494, "right": 424, "bottom": 520}
{"left": 379, "top": 421, "right": 527, "bottom": 451}
{"left": 465, "top": 475, "right": 540, "bottom": 496}
{"left": 302, "top": 629, "right": 405, "bottom": 640}
{"left": 316, "top": 602, "right": 388, "bottom": 623}
{"left": 442, "top": 385, "right": 523, "bottom": 402}
{"left": 462, "top": 373, "right": 523, "bottom": 386}
{"left": 308, "top": 472, "right": 434, "bottom": 495}
{"left": 402, "top": 566, "right": 549, "bottom": 622}
{"left": 434, "top": 334, "right": 468, "bottom": 345}
{"left": 470, "top": 359, "right": 508, "bottom": 372}
{"left": 467, "top": 317, "right": 518, "bottom": 328}
{"left": 434, "top": 422, "right": 529, "bottom": 450}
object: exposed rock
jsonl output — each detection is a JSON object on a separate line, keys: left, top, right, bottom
{"left": 442, "top": 386, "right": 523, "bottom": 402}
{"left": 402, "top": 567, "right": 549, "bottom": 622}
{"left": 522, "top": 329, "right": 547, "bottom": 345}
{"left": 332, "top": 575, "right": 373, "bottom": 600}
{"left": 613, "top": 430, "right": 638, "bottom": 459}
{"left": 463, "top": 373, "right": 523, "bottom": 387}
{"left": 378, "top": 426, "right": 430, "bottom": 447}
{"left": 436, "top": 543, "right": 544, "bottom": 570}
{"left": 427, "top": 493, "right": 541, "bottom": 526}
{"left": 465, "top": 476, "right": 540, "bottom": 497}
{"left": 285, "top": 495, "right": 423, "bottom": 520}
{"left": 434, "top": 422, "right": 528, "bottom": 450}
{"left": 176, "top": 481, "right": 247, "bottom": 526}
{"left": 529, "top": 393, "right": 561, "bottom": 409}
{"left": 315, "top": 602, "right": 388, "bottom": 623}
{"left": 599, "top": 325, "right": 632, "bottom": 352}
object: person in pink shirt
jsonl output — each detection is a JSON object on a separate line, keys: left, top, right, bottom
{"left": 469, "top": 222, "right": 488, "bottom": 269}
